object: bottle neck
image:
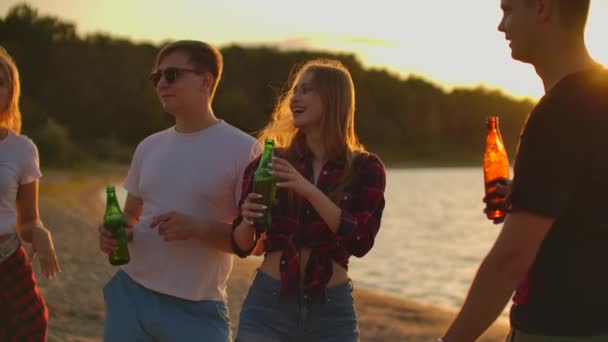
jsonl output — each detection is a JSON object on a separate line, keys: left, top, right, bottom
{"left": 258, "top": 142, "right": 274, "bottom": 170}
{"left": 487, "top": 117, "right": 498, "bottom": 131}
{"left": 106, "top": 191, "right": 120, "bottom": 209}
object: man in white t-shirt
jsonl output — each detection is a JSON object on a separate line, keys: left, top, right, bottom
{"left": 98, "top": 40, "right": 258, "bottom": 342}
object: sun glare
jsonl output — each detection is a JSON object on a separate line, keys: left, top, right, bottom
{"left": 587, "top": 1, "right": 608, "bottom": 67}
{"left": 1, "top": 0, "right": 608, "bottom": 100}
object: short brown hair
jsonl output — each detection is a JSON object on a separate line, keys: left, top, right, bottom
{"left": 524, "top": 0, "right": 589, "bottom": 31}
{"left": 559, "top": 0, "right": 590, "bottom": 31}
{"left": 154, "top": 40, "right": 223, "bottom": 100}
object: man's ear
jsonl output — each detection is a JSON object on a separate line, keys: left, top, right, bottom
{"left": 201, "top": 72, "right": 215, "bottom": 93}
{"left": 537, "top": 0, "right": 556, "bottom": 23}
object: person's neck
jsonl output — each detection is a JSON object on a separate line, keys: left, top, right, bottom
{"left": 173, "top": 105, "right": 219, "bottom": 133}
{"left": 305, "top": 130, "right": 325, "bottom": 162}
{"left": 534, "top": 35, "right": 597, "bottom": 93}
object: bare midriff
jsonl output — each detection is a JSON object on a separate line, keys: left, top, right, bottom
{"left": 258, "top": 248, "right": 349, "bottom": 288}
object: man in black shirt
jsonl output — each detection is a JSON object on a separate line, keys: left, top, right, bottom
{"left": 441, "top": 0, "right": 608, "bottom": 341}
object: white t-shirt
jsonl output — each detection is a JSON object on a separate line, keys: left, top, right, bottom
{"left": 0, "top": 130, "right": 42, "bottom": 236}
{"left": 122, "top": 120, "right": 259, "bottom": 301}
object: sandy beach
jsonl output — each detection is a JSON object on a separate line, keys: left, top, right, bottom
{"left": 31, "top": 169, "right": 509, "bottom": 341}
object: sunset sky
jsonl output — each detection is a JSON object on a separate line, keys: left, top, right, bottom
{"left": 2, "top": 0, "right": 608, "bottom": 100}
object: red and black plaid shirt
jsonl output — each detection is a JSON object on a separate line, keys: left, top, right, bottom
{"left": 0, "top": 246, "right": 48, "bottom": 341}
{"left": 233, "top": 135, "right": 386, "bottom": 299}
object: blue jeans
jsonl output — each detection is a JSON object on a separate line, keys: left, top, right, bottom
{"left": 236, "top": 270, "right": 359, "bottom": 342}
{"left": 103, "top": 270, "right": 230, "bottom": 342}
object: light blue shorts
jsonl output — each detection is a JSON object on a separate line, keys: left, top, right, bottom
{"left": 236, "top": 270, "right": 359, "bottom": 342}
{"left": 103, "top": 270, "right": 230, "bottom": 342}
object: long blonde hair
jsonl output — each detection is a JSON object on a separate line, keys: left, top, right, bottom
{"left": 0, "top": 46, "right": 22, "bottom": 134}
{"left": 259, "top": 59, "right": 364, "bottom": 164}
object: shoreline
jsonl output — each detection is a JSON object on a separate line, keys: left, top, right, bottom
{"left": 33, "top": 169, "right": 509, "bottom": 341}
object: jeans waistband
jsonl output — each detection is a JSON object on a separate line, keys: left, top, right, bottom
{"left": 252, "top": 269, "right": 353, "bottom": 301}
{"left": 0, "top": 234, "right": 21, "bottom": 263}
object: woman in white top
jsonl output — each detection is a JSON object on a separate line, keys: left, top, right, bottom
{"left": 0, "top": 46, "right": 59, "bottom": 341}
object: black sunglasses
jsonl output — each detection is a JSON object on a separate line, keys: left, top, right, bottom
{"left": 149, "top": 67, "right": 204, "bottom": 87}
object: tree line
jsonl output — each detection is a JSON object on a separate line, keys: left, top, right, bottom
{"left": 1, "top": 4, "right": 535, "bottom": 167}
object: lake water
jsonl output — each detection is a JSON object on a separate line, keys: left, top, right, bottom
{"left": 108, "top": 167, "right": 510, "bottom": 320}
{"left": 348, "top": 167, "right": 509, "bottom": 321}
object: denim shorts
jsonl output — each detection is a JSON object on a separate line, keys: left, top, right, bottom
{"left": 506, "top": 329, "right": 608, "bottom": 342}
{"left": 236, "top": 270, "right": 359, "bottom": 342}
{"left": 103, "top": 270, "right": 230, "bottom": 342}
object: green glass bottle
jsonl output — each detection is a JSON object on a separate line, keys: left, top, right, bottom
{"left": 252, "top": 138, "right": 277, "bottom": 232}
{"left": 104, "top": 186, "right": 130, "bottom": 266}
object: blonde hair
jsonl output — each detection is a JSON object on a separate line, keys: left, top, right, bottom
{"left": 0, "top": 46, "right": 21, "bottom": 134}
{"left": 259, "top": 59, "right": 364, "bottom": 163}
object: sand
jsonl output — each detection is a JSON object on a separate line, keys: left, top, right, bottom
{"left": 30, "top": 169, "right": 509, "bottom": 341}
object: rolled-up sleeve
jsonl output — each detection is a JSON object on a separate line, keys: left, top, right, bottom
{"left": 334, "top": 154, "right": 386, "bottom": 257}
{"left": 230, "top": 157, "right": 260, "bottom": 258}
{"left": 233, "top": 157, "right": 260, "bottom": 225}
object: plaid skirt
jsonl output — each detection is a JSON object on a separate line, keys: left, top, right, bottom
{"left": 0, "top": 245, "right": 48, "bottom": 341}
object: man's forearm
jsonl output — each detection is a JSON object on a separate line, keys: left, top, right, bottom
{"left": 443, "top": 257, "right": 522, "bottom": 341}
{"left": 443, "top": 210, "right": 553, "bottom": 341}
{"left": 197, "top": 220, "right": 233, "bottom": 254}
